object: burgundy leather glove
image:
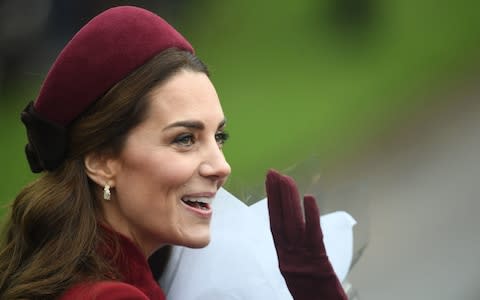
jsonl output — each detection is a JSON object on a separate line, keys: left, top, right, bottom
{"left": 265, "top": 169, "right": 348, "bottom": 300}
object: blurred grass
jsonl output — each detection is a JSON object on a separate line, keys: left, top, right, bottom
{"left": 0, "top": 82, "right": 38, "bottom": 216}
{"left": 179, "top": 0, "right": 480, "bottom": 195}
{"left": 1, "top": 0, "right": 480, "bottom": 214}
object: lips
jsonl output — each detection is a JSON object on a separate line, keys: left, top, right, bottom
{"left": 180, "top": 194, "right": 214, "bottom": 217}
{"left": 181, "top": 196, "right": 212, "bottom": 210}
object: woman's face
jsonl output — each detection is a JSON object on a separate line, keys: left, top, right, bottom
{"left": 105, "top": 70, "right": 231, "bottom": 256}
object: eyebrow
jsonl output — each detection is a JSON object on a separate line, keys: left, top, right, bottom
{"left": 163, "top": 119, "right": 226, "bottom": 131}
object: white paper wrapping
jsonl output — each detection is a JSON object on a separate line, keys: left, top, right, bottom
{"left": 159, "top": 188, "right": 356, "bottom": 300}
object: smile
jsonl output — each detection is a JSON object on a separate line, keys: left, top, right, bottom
{"left": 181, "top": 196, "right": 214, "bottom": 217}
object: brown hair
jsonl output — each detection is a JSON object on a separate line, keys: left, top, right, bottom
{"left": 0, "top": 49, "right": 208, "bottom": 299}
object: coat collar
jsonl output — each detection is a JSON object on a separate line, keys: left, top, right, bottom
{"left": 99, "top": 224, "right": 166, "bottom": 299}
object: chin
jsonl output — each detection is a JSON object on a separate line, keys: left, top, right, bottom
{"left": 184, "top": 235, "right": 211, "bottom": 249}
{"left": 178, "top": 229, "right": 211, "bottom": 248}
{"left": 180, "top": 223, "right": 211, "bottom": 248}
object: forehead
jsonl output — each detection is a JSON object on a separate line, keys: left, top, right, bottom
{"left": 145, "top": 70, "right": 223, "bottom": 122}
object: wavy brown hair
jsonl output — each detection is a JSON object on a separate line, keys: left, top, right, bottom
{"left": 0, "top": 49, "right": 208, "bottom": 299}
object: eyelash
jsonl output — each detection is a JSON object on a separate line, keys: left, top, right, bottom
{"left": 173, "top": 133, "right": 196, "bottom": 146}
{"left": 172, "top": 131, "right": 230, "bottom": 148}
{"left": 215, "top": 131, "right": 229, "bottom": 146}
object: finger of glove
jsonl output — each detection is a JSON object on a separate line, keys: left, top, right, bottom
{"left": 266, "top": 170, "right": 285, "bottom": 244}
{"left": 266, "top": 170, "right": 305, "bottom": 244}
{"left": 304, "top": 195, "right": 327, "bottom": 252}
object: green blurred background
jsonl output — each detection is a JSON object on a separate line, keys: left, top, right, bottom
{"left": 1, "top": 0, "right": 479, "bottom": 206}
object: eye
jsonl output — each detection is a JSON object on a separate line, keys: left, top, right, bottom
{"left": 215, "top": 131, "right": 229, "bottom": 147}
{"left": 173, "top": 133, "right": 195, "bottom": 147}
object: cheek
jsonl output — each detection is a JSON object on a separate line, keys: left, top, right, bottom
{"left": 153, "top": 156, "right": 197, "bottom": 183}
{"left": 116, "top": 149, "right": 198, "bottom": 194}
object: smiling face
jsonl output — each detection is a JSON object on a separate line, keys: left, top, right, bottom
{"left": 103, "top": 70, "right": 231, "bottom": 256}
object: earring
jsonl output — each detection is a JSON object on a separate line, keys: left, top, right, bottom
{"left": 103, "top": 183, "right": 111, "bottom": 201}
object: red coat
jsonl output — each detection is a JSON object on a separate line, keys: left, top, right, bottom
{"left": 60, "top": 228, "right": 165, "bottom": 300}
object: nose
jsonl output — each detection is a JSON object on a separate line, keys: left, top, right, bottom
{"left": 199, "top": 142, "right": 231, "bottom": 183}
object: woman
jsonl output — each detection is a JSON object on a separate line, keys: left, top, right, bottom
{"left": 0, "top": 6, "right": 346, "bottom": 300}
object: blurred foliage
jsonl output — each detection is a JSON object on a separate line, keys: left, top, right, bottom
{"left": 177, "top": 0, "right": 480, "bottom": 197}
{"left": 0, "top": 83, "right": 38, "bottom": 216}
{"left": 1, "top": 0, "right": 480, "bottom": 212}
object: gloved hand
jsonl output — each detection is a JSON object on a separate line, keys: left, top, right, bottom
{"left": 265, "top": 169, "right": 348, "bottom": 300}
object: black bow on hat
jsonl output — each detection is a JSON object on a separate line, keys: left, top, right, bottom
{"left": 20, "top": 102, "right": 68, "bottom": 173}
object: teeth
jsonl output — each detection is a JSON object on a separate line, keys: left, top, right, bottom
{"left": 182, "top": 197, "right": 213, "bottom": 205}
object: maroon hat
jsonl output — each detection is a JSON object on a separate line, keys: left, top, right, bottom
{"left": 21, "top": 6, "right": 194, "bottom": 173}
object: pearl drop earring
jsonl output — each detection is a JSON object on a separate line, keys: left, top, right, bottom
{"left": 103, "top": 183, "right": 111, "bottom": 201}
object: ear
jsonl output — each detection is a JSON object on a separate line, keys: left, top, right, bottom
{"left": 84, "top": 152, "right": 120, "bottom": 187}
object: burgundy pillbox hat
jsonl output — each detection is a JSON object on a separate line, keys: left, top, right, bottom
{"left": 21, "top": 6, "right": 194, "bottom": 173}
